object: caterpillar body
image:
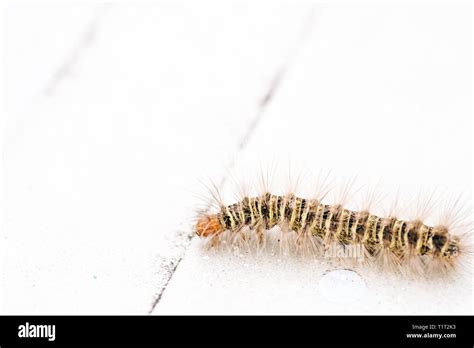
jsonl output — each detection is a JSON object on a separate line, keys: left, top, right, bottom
{"left": 195, "top": 186, "right": 471, "bottom": 277}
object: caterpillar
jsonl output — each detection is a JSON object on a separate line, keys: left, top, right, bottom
{"left": 194, "top": 176, "right": 471, "bottom": 278}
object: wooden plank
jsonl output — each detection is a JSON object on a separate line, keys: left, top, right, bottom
{"left": 3, "top": 3, "right": 313, "bottom": 314}
{"left": 154, "top": 3, "right": 472, "bottom": 315}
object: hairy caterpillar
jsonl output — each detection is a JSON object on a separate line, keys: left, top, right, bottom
{"left": 194, "top": 174, "right": 471, "bottom": 277}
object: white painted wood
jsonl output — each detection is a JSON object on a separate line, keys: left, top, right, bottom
{"left": 2, "top": 3, "right": 313, "bottom": 314}
{"left": 154, "top": 3, "right": 472, "bottom": 315}
{"left": 3, "top": 3, "right": 106, "bottom": 115}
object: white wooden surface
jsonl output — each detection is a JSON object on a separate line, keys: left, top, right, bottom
{"left": 154, "top": 3, "right": 473, "bottom": 315}
{"left": 2, "top": 3, "right": 472, "bottom": 315}
{"left": 2, "top": 2, "right": 313, "bottom": 314}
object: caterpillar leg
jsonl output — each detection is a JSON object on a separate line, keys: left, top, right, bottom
{"left": 208, "top": 234, "right": 221, "bottom": 249}
{"left": 256, "top": 225, "right": 265, "bottom": 246}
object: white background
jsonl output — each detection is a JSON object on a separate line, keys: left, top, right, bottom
{"left": 1, "top": 1, "right": 472, "bottom": 314}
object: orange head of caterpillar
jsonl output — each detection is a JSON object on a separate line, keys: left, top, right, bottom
{"left": 195, "top": 214, "right": 224, "bottom": 237}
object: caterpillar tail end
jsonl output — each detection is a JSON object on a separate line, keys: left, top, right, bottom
{"left": 195, "top": 214, "right": 223, "bottom": 237}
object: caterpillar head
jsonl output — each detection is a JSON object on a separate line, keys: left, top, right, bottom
{"left": 195, "top": 214, "right": 223, "bottom": 237}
